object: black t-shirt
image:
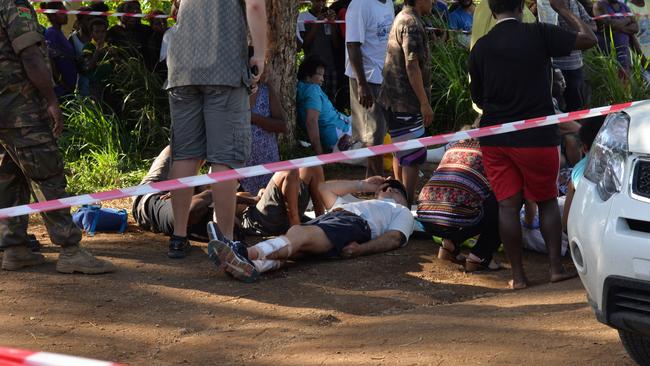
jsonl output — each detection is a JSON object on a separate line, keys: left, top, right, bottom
{"left": 468, "top": 20, "right": 577, "bottom": 147}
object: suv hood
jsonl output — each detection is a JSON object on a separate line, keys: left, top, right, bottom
{"left": 625, "top": 101, "right": 650, "bottom": 155}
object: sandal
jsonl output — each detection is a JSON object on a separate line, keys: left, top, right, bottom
{"left": 437, "top": 245, "right": 465, "bottom": 265}
{"left": 465, "top": 257, "right": 505, "bottom": 272}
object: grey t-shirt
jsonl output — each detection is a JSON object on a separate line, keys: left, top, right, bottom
{"left": 245, "top": 178, "right": 311, "bottom": 235}
{"left": 166, "top": 0, "right": 250, "bottom": 89}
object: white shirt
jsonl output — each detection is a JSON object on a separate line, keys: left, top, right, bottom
{"left": 333, "top": 197, "right": 415, "bottom": 245}
{"left": 344, "top": 0, "right": 395, "bottom": 84}
{"left": 159, "top": 25, "right": 177, "bottom": 62}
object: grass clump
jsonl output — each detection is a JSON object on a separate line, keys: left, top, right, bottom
{"left": 429, "top": 39, "right": 477, "bottom": 134}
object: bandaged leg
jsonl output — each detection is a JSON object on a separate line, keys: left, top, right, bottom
{"left": 252, "top": 259, "right": 284, "bottom": 273}
{"left": 250, "top": 236, "right": 291, "bottom": 260}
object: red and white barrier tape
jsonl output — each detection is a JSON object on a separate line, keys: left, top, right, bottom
{"left": 0, "top": 347, "right": 124, "bottom": 366}
{"left": 0, "top": 101, "right": 643, "bottom": 220}
{"left": 301, "top": 19, "right": 470, "bottom": 33}
{"left": 36, "top": 8, "right": 169, "bottom": 18}
{"left": 34, "top": 7, "right": 648, "bottom": 23}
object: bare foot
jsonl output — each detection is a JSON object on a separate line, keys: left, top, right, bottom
{"left": 550, "top": 269, "right": 578, "bottom": 283}
{"left": 508, "top": 279, "right": 528, "bottom": 290}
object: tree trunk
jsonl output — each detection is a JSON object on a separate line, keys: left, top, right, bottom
{"left": 266, "top": 0, "right": 299, "bottom": 144}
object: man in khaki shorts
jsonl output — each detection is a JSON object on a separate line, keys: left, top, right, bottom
{"left": 164, "top": 0, "right": 267, "bottom": 259}
{"left": 345, "top": 0, "right": 395, "bottom": 177}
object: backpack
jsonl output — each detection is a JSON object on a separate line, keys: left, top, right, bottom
{"left": 72, "top": 205, "right": 128, "bottom": 236}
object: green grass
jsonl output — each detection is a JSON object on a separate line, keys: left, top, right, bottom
{"left": 429, "top": 39, "right": 477, "bottom": 134}
{"left": 583, "top": 34, "right": 650, "bottom": 107}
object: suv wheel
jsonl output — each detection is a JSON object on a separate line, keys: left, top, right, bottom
{"left": 619, "top": 330, "right": 650, "bottom": 365}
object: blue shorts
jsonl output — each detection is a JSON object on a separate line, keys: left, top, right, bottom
{"left": 303, "top": 209, "right": 371, "bottom": 257}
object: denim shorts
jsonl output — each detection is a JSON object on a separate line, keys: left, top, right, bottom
{"left": 168, "top": 85, "right": 251, "bottom": 168}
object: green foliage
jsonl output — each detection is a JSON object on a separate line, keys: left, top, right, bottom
{"left": 65, "top": 148, "right": 146, "bottom": 196}
{"left": 108, "top": 52, "right": 170, "bottom": 158}
{"left": 58, "top": 51, "right": 169, "bottom": 195}
{"left": 583, "top": 45, "right": 650, "bottom": 107}
{"left": 59, "top": 96, "right": 151, "bottom": 195}
{"left": 429, "top": 39, "right": 477, "bottom": 134}
{"left": 59, "top": 97, "right": 122, "bottom": 160}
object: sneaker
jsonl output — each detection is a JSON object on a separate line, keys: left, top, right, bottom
{"left": 168, "top": 235, "right": 191, "bottom": 259}
{"left": 208, "top": 239, "right": 258, "bottom": 283}
{"left": 56, "top": 245, "right": 115, "bottom": 274}
{"left": 206, "top": 221, "right": 227, "bottom": 243}
{"left": 2, "top": 246, "right": 45, "bottom": 271}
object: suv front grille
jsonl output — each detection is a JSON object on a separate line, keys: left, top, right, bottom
{"left": 633, "top": 160, "right": 650, "bottom": 199}
{"left": 610, "top": 287, "right": 650, "bottom": 316}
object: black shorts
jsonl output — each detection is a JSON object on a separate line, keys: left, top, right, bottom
{"left": 136, "top": 193, "right": 210, "bottom": 242}
{"left": 303, "top": 210, "right": 371, "bottom": 257}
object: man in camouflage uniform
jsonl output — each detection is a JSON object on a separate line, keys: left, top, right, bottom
{"left": 0, "top": 0, "right": 114, "bottom": 274}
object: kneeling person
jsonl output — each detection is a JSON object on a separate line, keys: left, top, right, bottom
{"left": 210, "top": 177, "right": 415, "bottom": 282}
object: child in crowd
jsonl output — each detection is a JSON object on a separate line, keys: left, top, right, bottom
{"left": 562, "top": 115, "right": 606, "bottom": 230}
{"left": 82, "top": 18, "right": 112, "bottom": 101}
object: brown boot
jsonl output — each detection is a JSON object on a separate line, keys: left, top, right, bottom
{"left": 2, "top": 246, "right": 46, "bottom": 271}
{"left": 56, "top": 245, "right": 115, "bottom": 274}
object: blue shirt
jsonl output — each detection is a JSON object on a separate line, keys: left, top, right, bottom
{"left": 44, "top": 27, "right": 77, "bottom": 97}
{"left": 571, "top": 156, "right": 588, "bottom": 187}
{"left": 297, "top": 81, "right": 351, "bottom": 148}
{"left": 448, "top": 8, "right": 473, "bottom": 32}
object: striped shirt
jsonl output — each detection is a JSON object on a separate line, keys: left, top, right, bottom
{"left": 552, "top": 0, "right": 593, "bottom": 70}
{"left": 416, "top": 140, "right": 492, "bottom": 228}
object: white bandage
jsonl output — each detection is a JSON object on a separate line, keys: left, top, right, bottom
{"left": 252, "top": 236, "right": 291, "bottom": 259}
{"left": 252, "top": 259, "right": 284, "bottom": 273}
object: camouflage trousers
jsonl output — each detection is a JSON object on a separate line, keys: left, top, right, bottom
{"left": 0, "top": 123, "right": 81, "bottom": 249}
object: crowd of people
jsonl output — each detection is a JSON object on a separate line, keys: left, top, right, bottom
{"left": 0, "top": 0, "right": 643, "bottom": 291}
{"left": 39, "top": 0, "right": 171, "bottom": 102}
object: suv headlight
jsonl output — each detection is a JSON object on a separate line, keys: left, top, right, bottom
{"left": 584, "top": 113, "right": 630, "bottom": 201}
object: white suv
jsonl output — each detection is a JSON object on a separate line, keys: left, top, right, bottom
{"left": 568, "top": 101, "right": 650, "bottom": 365}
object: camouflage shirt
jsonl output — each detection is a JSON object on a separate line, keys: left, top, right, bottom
{"left": 0, "top": 0, "right": 48, "bottom": 127}
{"left": 379, "top": 5, "right": 431, "bottom": 115}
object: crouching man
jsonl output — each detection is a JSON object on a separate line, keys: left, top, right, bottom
{"left": 209, "top": 177, "right": 415, "bottom": 282}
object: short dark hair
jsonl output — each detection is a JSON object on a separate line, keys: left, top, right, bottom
{"left": 89, "top": 2, "right": 109, "bottom": 12}
{"left": 579, "top": 115, "right": 606, "bottom": 150}
{"left": 116, "top": 0, "right": 140, "bottom": 13}
{"left": 383, "top": 179, "right": 408, "bottom": 202}
{"left": 488, "top": 0, "right": 524, "bottom": 15}
{"left": 403, "top": 0, "right": 417, "bottom": 6}
{"left": 88, "top": 17, "right": 108, "bottom": 30}
{"left": 40, "top": 1, "right": 64, "bottom": 10}
{"left": 297, "top": 55, "right": 326, "bottom": 81}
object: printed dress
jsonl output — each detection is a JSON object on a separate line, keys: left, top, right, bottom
{"left": 240, "top": 84, "right": 280, "bottom": 193}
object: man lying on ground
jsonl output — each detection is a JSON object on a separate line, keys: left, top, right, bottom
{"left": 132, "top": 147, "right": 324, "bottom": 256}
{"left": 208, "top": 177, "right": 415, "bottom": 282}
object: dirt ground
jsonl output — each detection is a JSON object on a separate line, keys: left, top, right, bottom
{"left": 0, "top": 164, "right": 635, "bottom": 365}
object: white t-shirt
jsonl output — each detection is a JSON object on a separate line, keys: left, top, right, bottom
{"left": 297, "top": 11, "right": 333, "bottom": 44}
{"left": 332, "top": 197, "right": 415, "bottom": 245}
{"left": 344, "top": 0, "right": 395, "bottom": 84}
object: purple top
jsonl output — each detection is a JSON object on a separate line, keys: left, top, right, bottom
{"left": 596, "top": 0, "right": 632, "bottom": 69}
{"left": 239, "top": 84, "right": 280, "bottom": 193}
{"left": 44, "top": 27, "right": 78, "bottom": 97}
